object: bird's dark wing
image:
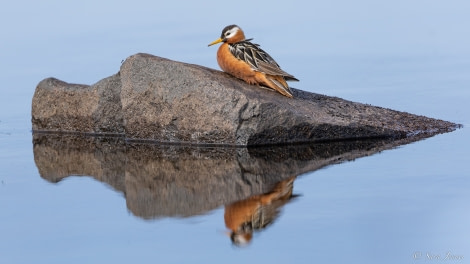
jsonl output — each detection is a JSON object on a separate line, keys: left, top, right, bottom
{"left": 229, "top": 39, "right": 298, "bottom": 81}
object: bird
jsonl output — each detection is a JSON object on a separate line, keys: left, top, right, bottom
{"left": 208, "top": 25, "right": 299, "bottom": 98}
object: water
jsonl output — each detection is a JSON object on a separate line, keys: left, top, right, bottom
{"left": 1, "top": 1, "right": 470, "bottom": 263}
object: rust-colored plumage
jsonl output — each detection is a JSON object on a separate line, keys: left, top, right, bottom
{"left": 208, "top": 25, "right": 298, "bottom": 98}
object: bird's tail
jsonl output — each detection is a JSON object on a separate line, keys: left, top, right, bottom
{"left": 266, "top": 75, "right": 293, "bottom": 98}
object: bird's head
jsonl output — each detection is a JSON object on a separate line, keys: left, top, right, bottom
{"left": 208, "top": 25, "right": 246, "bottom": 46}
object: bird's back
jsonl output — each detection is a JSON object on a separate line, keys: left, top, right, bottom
{"left": 228, "top": 40, "right": 298, "bottom": 81}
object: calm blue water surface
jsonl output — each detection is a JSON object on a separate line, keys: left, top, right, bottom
{"left": 1, "top": 1, "right": 469, "bottom": 263}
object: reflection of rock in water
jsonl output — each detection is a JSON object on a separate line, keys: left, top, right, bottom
{"left": 33, "top": 134, "right": 127, "bottom": 189}
{"left": 123, "top": 144, "right": 285, "bottom": 218}
{"left": 224, "top": 177, "right": 296, "bottom": 246}
{"left": 33, "top": 133, "right": 437, "bottom": 220}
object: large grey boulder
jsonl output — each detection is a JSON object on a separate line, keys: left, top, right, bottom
{"left": 32, "top": 53, "right": 458, "bottom": 146}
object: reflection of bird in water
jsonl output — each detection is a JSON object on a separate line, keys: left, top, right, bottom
{"left": 224, "top": 176, "right": 297, "bottom": 246}
{"left": 208, "top": 25, "right": 299, "bottom": 98}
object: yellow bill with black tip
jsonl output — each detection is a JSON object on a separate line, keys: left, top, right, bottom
{"left": 208, "top": 38, "right": 224, "bottom": 46}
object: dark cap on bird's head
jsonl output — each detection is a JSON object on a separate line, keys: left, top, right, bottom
{"left": 221, "top": 24, "right": 239, "bottom": 38}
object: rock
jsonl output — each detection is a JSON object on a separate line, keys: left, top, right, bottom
{"left": 31, "top": 53, "right": 459, "bottom": 146}
{"left": 32, "top": 75, "right": 124, "bottom": 134}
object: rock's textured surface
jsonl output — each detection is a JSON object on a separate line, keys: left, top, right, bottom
{"left": 32, "top": 53, "right": 458, "bottom": 146}
{"left": 32, "top": 75, "right": 124, "bottom": 134}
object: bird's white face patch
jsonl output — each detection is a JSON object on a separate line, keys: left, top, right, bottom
{"left": 224, "top": 27, "right": 239, "bottom": 39}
